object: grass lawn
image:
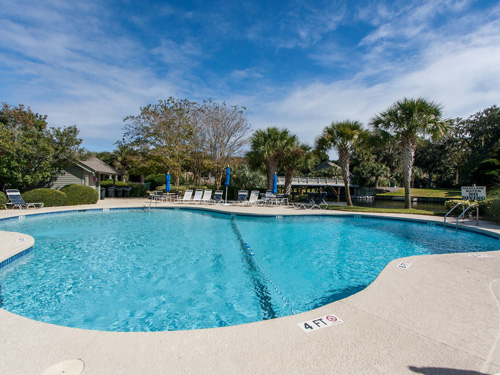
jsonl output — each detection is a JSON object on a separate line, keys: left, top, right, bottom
{"left": 326, "top": 205, "right": 438, "bottom": 216}
{"left": 376, "top": 188, "right": 461, "bottom": 199}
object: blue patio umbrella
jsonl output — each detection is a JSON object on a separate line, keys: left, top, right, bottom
{"left": 272, "top": 172, "right": 278, "bottom": 195}
{"left": 165, "top": 172, "right": 171, "bottom": 192}
{"left": 224, "top": 165, "right": 230, "bottom": 203}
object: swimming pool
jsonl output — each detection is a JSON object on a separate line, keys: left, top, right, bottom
{"left": 0, "top": 208, "right": 498, "bottom": 332}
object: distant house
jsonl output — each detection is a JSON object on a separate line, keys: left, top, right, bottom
{"left": 51, "top": 157, "right": 120, "bottom": 198}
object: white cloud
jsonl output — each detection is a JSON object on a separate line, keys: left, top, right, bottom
{"left": 247, "top": 14, "right": 500, "bottom": 147}
{"left": 1, "top": 0, "right": 499, "bottom": 154}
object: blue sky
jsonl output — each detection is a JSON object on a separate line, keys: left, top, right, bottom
{"left": 1, "top": 0, "right": 500, "bottom": 151}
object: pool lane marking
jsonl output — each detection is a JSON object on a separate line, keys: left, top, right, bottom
{"left": 231, "top": 217, "right": 296, "bottom": 315}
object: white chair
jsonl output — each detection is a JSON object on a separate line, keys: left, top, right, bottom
{"left": 201, "top": 189, "right": 212, "bottom": 204}
{"left": 190, "top": 189, "right": 204, "bottom": 203}
{"left": 178, "top": 189, "right": 193, "bottom": 203}
{"left": 247, "top": 190, "right": 260, "bottom": 206}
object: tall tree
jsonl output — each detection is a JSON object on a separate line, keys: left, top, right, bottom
{"left": 371, "top": 98, "right": 448, "bottom": 208}
{"left": 199, "top": 100, "right": 251, "bottom": 189}
{"left": 281, "top": 143, "right": 313, "bottom": 195}
{"left": 122, "top": 98, "right": 195, "bottom": 185}
{"left": 0, "top": 103, "right": 82, "bottom": 190}
{"left": 247, "top": 127, "right": 296, "bottom": 190}
{"left": 316, "top": 121, "right": 365, "bottom": 206}
{"left": 453, "top": 106, "right": 500, "bottom": 184}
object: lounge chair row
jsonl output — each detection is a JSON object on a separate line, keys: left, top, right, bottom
{"left": 150, "top": 189, "right": 328, "bottom": 209}
{"left": 293, "top": 192, "right": 328, "bottom": 210}
{"left": 158, "top": 189, "right": 292, "bottom": 206}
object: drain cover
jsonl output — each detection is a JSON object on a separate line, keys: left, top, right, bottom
{"left": 42, "top": 359, "right": 85, "bottom": 375}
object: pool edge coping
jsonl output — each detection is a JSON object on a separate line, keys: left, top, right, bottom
{"left": 2, "top": 200, "right": 500, "bottom": 374}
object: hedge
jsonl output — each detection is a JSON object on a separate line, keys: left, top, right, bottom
{"left": 444, "top": 199, "right": 485, "bottom": 216}
{"left": 145, "top": 174, "right": 168, "bottom": 191}
{"left": 60, "top": 185, "right": 99, "bottom": 205}
{"left": 100, "top": 180, "right": 128, "bottom": 187}
{"left": 128, "top": 182, "right": 147, "bottom": 197}
{"left": 23, "top": 188, "right": 67, "bottom": 207}
{"left": 0, "top": 191, "right": 7, "bottom": 208}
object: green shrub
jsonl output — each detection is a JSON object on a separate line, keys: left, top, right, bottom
{"left": 129, "top": 182, "right": 147, "bottom": 197}
{"left": 0, "top": 191, "right": 8, "bottom": 208}
{"left": 145, "top": 174, "right": 167, "bottom": 190}
{"left": 444, "top": 199, "right": 484, "bottom": 216}
{"left": 485, "top": 198, "right": 500, "bottom": 222}
{"left": 478, "top": 199, "right": 491, "bottom": 216}
{"left": 60, "top": 185, "right": 98, "bottom": 205}
{"left": 100, "top": 179, "right": 128, "bottom": 187}
{"left": 23, "top": 188, "right": 67, "bottom": 207}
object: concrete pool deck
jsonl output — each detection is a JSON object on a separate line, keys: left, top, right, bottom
{"left": 1, "top": 198, "right": 500, "bottom": 375}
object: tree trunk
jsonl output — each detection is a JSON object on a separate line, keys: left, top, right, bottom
{"left": 284, "top": 167, "right": 294, "bottom": 195}
{"left": 427, "top": 170, "right": 433, "bottom": 188}
{"left": 402, "top": 141, "right": 415, "bottom": 209}
{"left": 267, "top": 157, "right": 278, "bottom": 191}
{"left": 140, "top": 175, "right": 145, "bottom": 183}
{"left": 374, "top": 176, "right": 379, "bottom": 189}
{"left": 338, "top": 147, "right": 352, "bottom": 206}
{"left": 214, "top": 165, "right": 223, "bottom": 190}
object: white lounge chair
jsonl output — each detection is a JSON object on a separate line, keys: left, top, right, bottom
{"left": 201, "top": 189, "right": 212, "bottom": 204}
{"left": 247, "top": 190, "right": 260, "bottom": 206}
{"left": 190, "top": 189, "right": 203, "bottom": 203}
{"left": 178, "top": 189, "right": 193, "bottom": 203}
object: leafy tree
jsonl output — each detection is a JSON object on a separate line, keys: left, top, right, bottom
{"left": 247, "top": 127, "right": 297, "bottom": 190}
{"left": 472, "top": 141, "right": 500, "bottom": 187}
{"left": 123, "top": 98, "right": 195, "bottom": 185}
{"left": 231, "top": 165, "right": 266, "bottom": 190}
{"left": 0, "top": 103, "right": 83, "bottom": 190}
{"left": 352, "top": 149, "right": 390, "bottom": 188}
{"left": 281, "top": 142, "right": 310, "bottom": 195}
{"left": 122, "top": 98, "right": 250, "bottom": 188}
{"left": 316, "top": 120, "right": 366, "bottom": 206}
{"left": 198, "top": 100, "right": 251, "bottom": 189}
{"left": 371, "top": 98, "right": 448, "bottom": 208}
{"left": 453, "top": 106, "right": 500, "bottom": 184}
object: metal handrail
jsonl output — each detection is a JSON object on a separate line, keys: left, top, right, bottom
{"left": 456, "top": 203, "right": 479, "bottom": 229}
{"left": 444, "top": 202, "right": 479, "bottom": 228}
{"left": 444, "top": 203, "right": 464, "bottom": 227}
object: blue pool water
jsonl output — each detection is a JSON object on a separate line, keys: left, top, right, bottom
{"left": 0, "top": 209, "right": 498, "bottom": 332}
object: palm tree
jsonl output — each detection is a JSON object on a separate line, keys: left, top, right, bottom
{"left": 316, "top": 121, "right": 365, "bottom": 206}
{"left": 247, "top": 127, "right": 297, "bottom": 190}
{"left": 370, "top": 98, "right": 448, "bottom": 208}
{"left": 281, "top": 143, "right": 311, "bottom": 195}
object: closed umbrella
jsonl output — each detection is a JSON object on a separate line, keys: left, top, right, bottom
{"left": 165, "top": 172, "right": 171, "bottom": 192}
{"left": 224, "top": 165, "right": 230, "bottom": 203}
{"left": 272, "top": 172, "right": 278, "bottom": 195}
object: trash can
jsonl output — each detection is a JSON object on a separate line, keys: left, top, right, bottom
{"left": 107, "top": 186, "right": 115, "bottom": 198}
{"left": 116, "top": 187, "right": 124, "bottom": 197}
{"left": 123, "top": 187, "right": 132, "bottom": 198}
{"left": 100, "top": 187, "right": 106, "bottom": 199}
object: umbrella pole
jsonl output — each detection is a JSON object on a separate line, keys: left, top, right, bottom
{"left": 225, "top": 186, "right": 228, "bottom": 204}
